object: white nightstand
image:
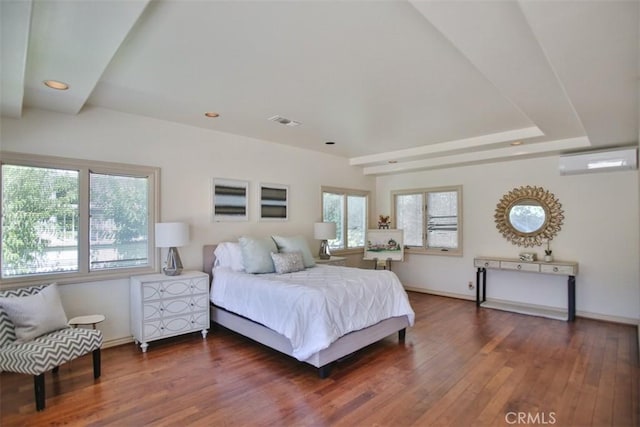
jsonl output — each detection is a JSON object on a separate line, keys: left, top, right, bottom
{"left": 314, "top": 256, "right": 347, "bottom": 266}
{"left": 130, "top": 270, "right": 210, "bottom": 352}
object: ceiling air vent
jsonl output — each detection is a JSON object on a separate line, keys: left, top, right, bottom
{"left": 268, "top": 115, "right": 301, "bottom": 127}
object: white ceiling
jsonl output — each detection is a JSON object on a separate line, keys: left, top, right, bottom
{"left": 1, "top": 0, "right": 638, "bottom": 175}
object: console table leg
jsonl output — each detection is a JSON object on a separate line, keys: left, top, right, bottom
{"left": 476, "top": 268, "right": 481, "bottom": 307}
{"left": 482, "top": 268, "right": 487, "bottom": 304}
{"left": 568, "top": 275, "right": 576, "bottom": 322}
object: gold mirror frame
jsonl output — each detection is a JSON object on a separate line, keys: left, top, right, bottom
{"left": 494, "top": 185, "right": 564, "bottom": 247}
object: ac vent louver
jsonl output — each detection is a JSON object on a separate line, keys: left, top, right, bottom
{"left": 268, "top": 115, "right": 301, "bottom": 127}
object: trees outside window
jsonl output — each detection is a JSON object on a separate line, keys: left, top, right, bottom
{"left": 1, "top": 153, "right": 159, "bottom": 284}
{"left": 322, "top": 187, "right": 369, "bottom": 251}
{"left": 2, "top": 165, "right": 79, "bottom": 276}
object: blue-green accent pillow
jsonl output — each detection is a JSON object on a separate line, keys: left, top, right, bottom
{"left": 272, "top": 235, "right": 316, "bottom": 268}
{"left": 238, "top": 236, "right": 278, "bottom": 274}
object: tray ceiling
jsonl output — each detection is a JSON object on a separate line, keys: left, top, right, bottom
{"left": 1, "top": 0, "right": 637, "bottom": 174}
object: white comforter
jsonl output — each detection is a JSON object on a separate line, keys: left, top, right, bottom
{"left": 210, "top": 265, "right": 415, "bottom": 361}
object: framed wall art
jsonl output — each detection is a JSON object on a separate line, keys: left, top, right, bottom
{"left": 212, "top": 178, "right": 249, "bottom": 222}
{"left": 364, "top": 229, "right": 404, "bottom": 261}
{"left": 259, "top": 183, "right": 288, "bottom": 221}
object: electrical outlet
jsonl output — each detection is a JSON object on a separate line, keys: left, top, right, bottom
{"left": 468, "top": 281, "right": 474, "bottom": 290}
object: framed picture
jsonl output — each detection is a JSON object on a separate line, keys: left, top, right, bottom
{"left": 212, "top": 178, "right": 249, "bottom": 222}
{"left": 259, "top": 183, "right": 288, "bottom": 221}
{"left": 364, "top": 229, "right": 404, "bottom": 261}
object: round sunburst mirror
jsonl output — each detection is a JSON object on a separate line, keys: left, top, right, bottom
{"left": 494, "top": 185, "right": 564, "bottom": 247}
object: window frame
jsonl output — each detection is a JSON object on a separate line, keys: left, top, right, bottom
{"left": 1, "top": 151, "right": 160, "bottom": 287}
{"left": 392, "top": 185, "right": 463, "bottom": 256}
{"left": 321, "top": 186, "right": 370, "bottom": 254}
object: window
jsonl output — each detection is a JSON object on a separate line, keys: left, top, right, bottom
{"left": 1, "top": 152, "right": 159, "bottom": 285}
{"left": 321, "top": 187, "right": 369, "bottom": 251}
{"left": 89, "top": 173, "right": 151, "bottom": 271}
{"left": 393, "top": 186, "right": 462, "bottom": 255}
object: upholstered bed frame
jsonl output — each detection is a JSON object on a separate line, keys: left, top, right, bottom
{"left": 203, "top": 245, "right": 409, "bottom": 378}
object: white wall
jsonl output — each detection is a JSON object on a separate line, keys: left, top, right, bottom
{"left": 3, "top": 107, "right": 638, "bottom": 343}
{"left": 376, "top": 156, "right": 640, "bottom": 323}
{"left": 1, "top": 107, "right": 375, "bottom": 345}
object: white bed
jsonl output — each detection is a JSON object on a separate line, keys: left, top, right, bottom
{"left": 203, "top": 244, "right": 414, "bottom": 378}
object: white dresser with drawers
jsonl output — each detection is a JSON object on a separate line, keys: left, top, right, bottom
{"left": 130, "top": 270, "right": 210, "bottom": 352}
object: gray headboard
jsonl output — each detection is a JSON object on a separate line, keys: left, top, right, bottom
{"left": 202, "top": 244, "right": 218, "bottom": 284}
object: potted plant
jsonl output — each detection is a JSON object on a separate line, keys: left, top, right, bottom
{"left": 544, "top": 240, "right": 553, "bottom": 262}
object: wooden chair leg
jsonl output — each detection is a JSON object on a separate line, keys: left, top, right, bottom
{"left": 92, "top": 348, "right": 101, "bottom": 379}
{"left": 34, "top": 373, "right": 45, "bottom": 411}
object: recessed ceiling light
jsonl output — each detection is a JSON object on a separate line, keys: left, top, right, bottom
{"left": 325, "top": 141, "right": 335, "bottom": 145}
{"left": 43, "top": 80, "right": 69, "bottom": 90}
{"left": 204, "top": 112, "right": 220, "bottom": 118}
{"left": 511, "top": 140, "right": 523, "bottom": 146}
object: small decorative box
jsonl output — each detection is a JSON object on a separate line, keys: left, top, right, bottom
{"left": 519, "top": 252, "right": 537, "bottom": 262}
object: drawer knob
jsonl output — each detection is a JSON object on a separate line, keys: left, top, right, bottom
{"left": 484, "top": 262, "right": 489, "bottom": 267}
{"left": 553, "top": 267, "right": 559, "bottom": 272}
{"left": 517, "top": 264, "right": 522, "bottom": 270}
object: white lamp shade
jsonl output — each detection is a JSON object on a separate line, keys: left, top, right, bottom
{"left": 155, "top": 222, "right": 190, "bottom": 248}
{"left": 314, "top": 222, "right": 336, "bottom": 240}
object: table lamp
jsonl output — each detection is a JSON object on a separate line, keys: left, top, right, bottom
{"left": 314, "top": 222, "right": 336, "bottom": 260}
{"left": 155, "top": 222, "right": 189, "bottom": 275}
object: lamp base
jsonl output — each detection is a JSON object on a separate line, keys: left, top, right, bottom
{"left": 162, "top": 247, "right": 183, "bottom": 276}
{"left": 318, "top": 240, "right": 331, "bottom": 260}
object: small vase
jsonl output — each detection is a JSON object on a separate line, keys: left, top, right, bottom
{"left": 544, "top": 255, "right": 553, "bottom": 262}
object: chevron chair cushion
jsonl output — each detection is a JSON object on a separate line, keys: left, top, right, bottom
{"left": 0, "top": 325, "right": 102, "bottom": 375}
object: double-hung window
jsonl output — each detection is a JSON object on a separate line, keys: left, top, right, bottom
{"left": 1, "top": 152, "right": 159, "bottom": 285}
{"left": 393, "top": 185, "right": 462, "bottom": 255}
{"left": 321, "top": 187, "right": 369, "bottom": 251}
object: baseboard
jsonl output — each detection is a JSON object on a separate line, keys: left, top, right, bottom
{"left": 102, "top": 336, "right": 134, "bottom": 349}
{"left": 404, "top": 286, "right": 475, "bottom": 301}
{"left": 575, "top": 310, "right": 639, "bottom": 326}
{"left": 404, "top": 286, "right": 639, "bottom": 325}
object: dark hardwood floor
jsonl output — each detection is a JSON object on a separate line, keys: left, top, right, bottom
{"left": 1, "top": 292, "right": 638, "bottom": 426}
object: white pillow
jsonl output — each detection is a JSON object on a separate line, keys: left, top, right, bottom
{"left": 272, "top": 235, "right": 316, "bottom": 268}
{"left": 271, "top": 252, "right": 305, "bottom": 274}
{"left": 0, "top": 284, "right": 69, "bottom": 343}
{"left": 238, "top": 236, "right": 278, "bottom": 274}
{"left": 214, "top": 242, "right": 244, "bottom": 272}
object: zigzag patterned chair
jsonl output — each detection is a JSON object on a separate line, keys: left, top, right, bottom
{"left": 0, "top": 285, "right": 103, "bottom": 411}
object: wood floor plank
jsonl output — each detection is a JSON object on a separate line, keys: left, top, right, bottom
{"left": 1, "top": 292, "right": 637, "bottom": 426}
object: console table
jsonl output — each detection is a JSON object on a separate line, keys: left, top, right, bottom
{"left": 474, "top": 257, "right": 579, "bottom": 321}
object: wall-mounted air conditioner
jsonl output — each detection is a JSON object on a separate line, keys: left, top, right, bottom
{"left": 559, "top": 147, "right": 638, "bottom": 175}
